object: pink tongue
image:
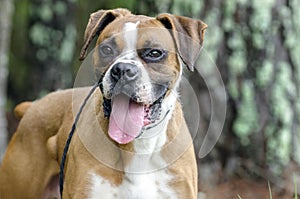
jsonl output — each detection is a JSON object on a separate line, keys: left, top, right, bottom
{"left": 108, "top": 94, "right": 144, "bottom": 144}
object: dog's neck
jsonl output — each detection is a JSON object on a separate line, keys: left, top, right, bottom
{"left": 136, "top": 91, "right": 177, "bottom": 149}
{"left": 120, "top": 91, "right": 178, "bottom": 173}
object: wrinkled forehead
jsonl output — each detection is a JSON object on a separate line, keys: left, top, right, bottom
{"left": 96, "top": 15, "right": 176, "bottom": 51}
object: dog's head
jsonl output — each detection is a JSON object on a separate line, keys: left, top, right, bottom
{"left": 79, "top": 8, "right": 207, "bottom": 144}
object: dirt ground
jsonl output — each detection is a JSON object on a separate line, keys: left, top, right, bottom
{"left": 200, "top": 178, "right": 295, "bottom": 199}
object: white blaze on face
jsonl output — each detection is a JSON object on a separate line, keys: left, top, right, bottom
{"left": 102, "top": 21, "right": 153, "bottom": 103}
{"left": 102, "top": 21, "right": 140, "bottom": 99}
{"left": 120, "top": 21, "right": 153, "bottom": 104}
{"left": 122, "top": 21, "right": 140, "bottom": 56}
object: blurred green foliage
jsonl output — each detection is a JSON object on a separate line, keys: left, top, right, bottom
{"left": 166, "top": 0, "right": 300, "bottom": 177}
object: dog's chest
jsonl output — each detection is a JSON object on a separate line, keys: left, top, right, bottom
{"left": 88, "top": 170, "right": 177, "bottom": 199}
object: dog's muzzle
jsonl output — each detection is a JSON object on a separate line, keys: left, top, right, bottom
{"left": 109, "top": 62, "right": 141, "bottom": 98}
{"left": 101, "top": 61, "right": 168, "bottom": 144}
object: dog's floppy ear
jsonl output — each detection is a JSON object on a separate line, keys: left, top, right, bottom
{"left": 79, "top": 8, "right": 132, "bottom": 61}
{"left": 157, "top": 14, "right": 207, "bottom": 71}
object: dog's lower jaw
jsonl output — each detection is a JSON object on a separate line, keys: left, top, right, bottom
{"left": 127, "top": 90, "right": 177, "bottom": 168}
{"left": 101, "top": 83, "right": 169, "bottom": 145}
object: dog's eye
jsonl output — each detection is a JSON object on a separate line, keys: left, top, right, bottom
{"left": 99, "top": 45, "right": 114, "bottom": 56}
{"left": 148, "top": 50, "right": 163, "bottom": 58}
{"left": 141, "top": 49, "right": 166, "bottom": 62}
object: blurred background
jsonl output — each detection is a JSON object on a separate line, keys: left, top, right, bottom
{"left": 0, "top": 0, "right": 299, "bottom": 198}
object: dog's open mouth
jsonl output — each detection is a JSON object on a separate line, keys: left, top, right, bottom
{"left": 104, "top": 94, "right": 163, "bottom": 144}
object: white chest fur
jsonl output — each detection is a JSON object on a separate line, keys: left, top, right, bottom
{"left": 88, "top": 124, "right": 178, "bottom": 199}
{"left": 88, "top": 169, "right": 177, "bottom": 199}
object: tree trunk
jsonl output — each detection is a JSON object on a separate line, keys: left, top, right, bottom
{"left": 0, "top": 0, "right": 13, "bottom": 161}
{"left": 169, "top": 0, "right": 300, "bottom": 191}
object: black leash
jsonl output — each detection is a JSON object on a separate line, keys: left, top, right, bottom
{"left": 59, "top": 82, "right": 100, "bottom": 197}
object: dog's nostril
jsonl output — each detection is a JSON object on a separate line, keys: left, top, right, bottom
{"left": 111, "top": 63, "right": 138, "bottom": 81}
{"left": 111, "top": 66, "right": 121, "bottom": 77}
{"left": 126, "top": 69, "right": 136, "bottom": 78}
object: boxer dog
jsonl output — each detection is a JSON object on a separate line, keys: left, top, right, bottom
{"left": 0, "top": 8, "right": 206, "bottom": 199}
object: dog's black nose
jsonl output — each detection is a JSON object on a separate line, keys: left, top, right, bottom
{"left": 111, "top": 63, "right": 139, "bottom": 82}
